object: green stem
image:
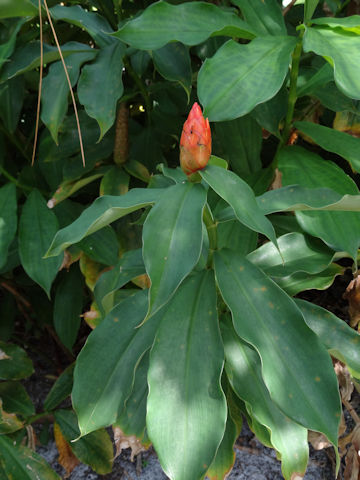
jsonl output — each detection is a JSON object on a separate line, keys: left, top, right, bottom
{"left": 273, "top": 28, "right": 304, "bottom": 168}
{"left": 0, "top": 164, "right": 32, "bottom": 193}
{"left": 123, "top": 57, "right": 152, "bottom": 124}
{"left": 203, "top": 204, "right": 217, "bottom": 268}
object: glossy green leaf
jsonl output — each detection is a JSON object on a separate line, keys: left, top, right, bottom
{"left": 49, "top": 5, "right": 114, "bottom": 48}
{"left": 0, "top": 382, "right": 34, "bottom": 417}
{"left": 46, "top": 189, "right": 163, "bottom": 258}
{"left": 297, "top": 63, "right": 333, "bottom": 97}
{"left": 0, "top": 18, "right": 27, "bottom": 68}
{"left": 100, "top": 166, "right": 129, "bottom": 196}
{"left": 295, "top": 299, "right": 360, "bottom": 378}
{"left": 78, "top": 226, "right": 119, "bottom": 266}
{"left": 152, "top": 42, "right": 191, "bottom": 96}
{"left": 303, "top": 26, "right": 360, "bottom": 99}
{"left": 200, "top": 165, "right": 277, "bottom": 247}
{"left": 0, "top": 0, "right": 37, "bottom": 18}
{"left": 19, "top": 190, "right": 63, "bottom": 296}
{"left": 274, "top": 263, "right": 344, "bottom": 296}
{"left": 0, "top": 42, "right": 91, "bottom": 82}
{"left": 295, "top": 121, "right": 360, "bottom": 173}
{"left": 55, "top": 409, "right": 113, "bottom": 474}
{"left": 198, "top": 36, "right": 296, "bottom": 122}
{"left": 147, "top": 270, "right": 226, "bottom": 480}
{"left": 0, "top": 400, "right": 23, "bottom": 433}
{"left": 0, "top": 183, "right": 17, "bottom": 270}
{"left": 214, "top": 249, "right": 341, "bottom": 445}
{"left": 73, "top": 290, "right": 161, "bottom": 436}
{"left": 53, "top": 266, "right": 83, "bottom": 351}
{"left": 142, "top": 182, "right": 206, "bottom": 318}
{"left": 0, "top": 76, "right": 24, "bottom": 133}
{"left": 218, "top": 220, "right": 258, "bottom": 255}
{"left": 0, "top": 341, "right": 34, "bottom": 380}
{"left": 248, "top": 232, "right": 335, "bottom": 277}
{"left": 312, "top": 81, "right": 360, "bottom": 113}
{"left": 231, "top": 0, "right": 286, "bottom": 36}
{"left": 222, "top": 319, "right": 308, "bottom": 480}
{"left": 112, "top": 1, "right": 256, "bottom": 50}
{"left": 115, "top": 350, "right": 149, "bottom": 441}
{"left": 78, "top": 43, "right": 125, "bottom": 141}
{"left": 206, "top": 414, "right": 238, "bottom": 480}
{"left": 250, "top": 87, "right": 287, "bottom": 137}
{"left": 278, "top": 146, "right": 360, "bottom": 260}
{"left": 311, "top": 15, "right": 360, "bottom": 29}
{"left": 304, "top": 0, "right": 320, "bottom": 22}
{"left": 41, "top": 44, "right": 96, "bottom": 143}
{"left": 44, "top": 363, "right": 75, "bottom": 411}
{"left": 214, "top": 115, "right": 262, "bottom": 176}
{"left": 0, "top": 435, "right": 61, "bottom": 480}
{"left": 94, "top": 248, "right": 145, "bottom": 314}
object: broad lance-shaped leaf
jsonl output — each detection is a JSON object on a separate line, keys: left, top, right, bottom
{"left": 112, "top": 1, "right": 256, "bottom": 50}
{"left": 214, "top": 249, "right": 341, "bottom": 446}
{"left": 78, "top": 43, "right": 126, "bottom": 141}
{"left": 200, "top": 165, "right": 278, "bottom": 248}
{"left": 231, "top": 0, "right": 286, "bottom": 36}
{"left": 72, "top": 290, "right": 162, "bottom": 436}
{"left": 295, "top": 121, "right": 360, "bottom": 173}
{"left": 41, "top": 44, "right": 97, "bottom": 144}
{"left": 198, "top": 36, "right": 296, "bottom": 122}
{"left": 304, "top": 0, "right": 320, "bottom": 22}
{"left": 206, "top": 414, "right": 238, "bottom": 480}
{"left": 278, "top": 146, "right": 360, "bottom": 261}
{"left": 222, "top": 319, "right": 308, "bottom": 480}
{"left": 46, "top": 189, "right": 164, "bottom": 258}
{"left": 0, "top": 0, "right": 38, "bottom": 18}
{"left": 303, "top": 25, "right": 360, "bottom": 100}
{"left": 0, "top": 436, "right": 61, "bottom": 480}
{"left": 147, "top": 270, "right": 227, "bottom": 480}
{"left": 0, "top": 183, "right": 17, "bottom": 270}
{"left": 295, "top": 299, "right": 360, "bottom": 379}
{"left": 0, "top": 341, "right": 33, "bottom": 380}
{"left": 142, "top": 182, "right": 206, "bottom": 319}
{"left": 19, "top": 190, "right": 63, "bottom": 296}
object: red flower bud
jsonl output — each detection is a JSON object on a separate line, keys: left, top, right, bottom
{"left": 180, "top": 102, "right": 211, "bottom": 176}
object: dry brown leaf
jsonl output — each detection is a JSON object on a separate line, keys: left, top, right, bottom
{"left": 343, "top": 274, "right": 360, "bottom": 328}
{"left": 291, "top": 474, "right": 304, "bottom": 480}
{"left": 25, "top": 425, "right": 37, "bottom": 451}
{"left": 54, "top": 422, "right": 79, "bottom": 478}
{"left": 334, "top": 361, "right": 354, "bottom": 402}
{"left": 308, "top": 431, "right": 331, "bottom": 450}
{"left": 113, "top": 426, "right": 146, "bottom": 462}
{"left": 59, "top": 250, "right": 81, "bottom": 271}
{"left": 82, "top": 302, "right": 101, "bottom": 329}
{"left": 344, "top": 445, "right": 360, "bottom": 480}
{"left": 0, "top": 349, "right": 10, "bottom": 360}
{"left": 269, "top": 168, "right": 282, "bottom": 191}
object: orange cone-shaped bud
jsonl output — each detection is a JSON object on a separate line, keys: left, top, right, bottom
{"left": 180, "top": 102, "right": 211, "bottom": 175}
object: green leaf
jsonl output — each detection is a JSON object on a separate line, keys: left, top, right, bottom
{"left": 152, "top": 42, "right": 192, "bottom": 97}
{"left": 206, "top": 414, "right": 238, "bottom": 480}
{"left": 0, "top": 42, "right": 92, "bottom": 82}
{"left": 115, "top": 350, "right": 149, "bottom": 441}
{"left": 198, "top": 36, "right": 296, "bottom": 122}
{"left": 231, "top": 0, "right": 286, "bottom": 36}
{"left": 214, "top": 249, "right": 341, "bottom": 446}
{"left": 304, "top": 0, "right": 320, "bottom": 22}
{"left": 0, "top": 0, "right": 37, "bottom": 18}
{"left": 54, "top": 409, "right": 113, "bottom": 474}
{"left": 44, "top": 363, "right": 75, "bottom": 411}
{"left": 295, "top": 121, "right": 360, "bottom": 173}
{"left": 295, "top": 299, "right": 360, "bottom": 378}
{"left": 214, "top": 115, "right": 262, "bottom": 176}
{"left": 53, "top": 266, "right": 83, "bottom": 351}
{"left": 147, "top": 270, "right": 226, "bottom": 480}
{"left": 0, "top": 435, "right": 61, "bottom": 480}
{"left": 0, "top": 76, "right": 25, "bottom": 133}
{"left": 94, "top": 248, "right": 145, "bottom": 314}
{"left": 248, "top": 232, "right": 335, "bottom": 277}
{"left": 49, "top": 5, "right": 114, "bottom": 48}
{"left": 218, "top": 221, "right": 258, "bottom": 256}
{"left": 78, "top": 43, "right": 125, "bottom": 141}
{"left": 250, "top": 86, "right": 287, "bottom": 137}
{"left": 0, "top": 382, "right": 34, "bottom": 417}
{"left": 222, "top": 319, "right": 308, "bottom": 480}
{"left": 78, "top": 226, "right": 119, "bottom": 266}
{"left": 0, "top": 341, "right": 34, "bottom": 380}
{"left": 303, "top": 25, "right": 360, "bottom": 100}
{"left": 0, "top": 183, "right": 17, "bottom": 270}
{"left": 311, "top": 15, "right": 360, "bottom": 30}
{"left": 278, "top": 146, "right": 360, "bottom": 260}
{"left": 200, "top": 165, "right": 277, "bottom": 247}
{"left": 274, "top": 263, "right": 344, "bottom": 296}
{"left": 297, "top": 63, "right": 333, "bottom": 98}
{"left": 0, "top": 18, "right": 27, "bottom": 68}
{"left": 19, "top": 190, "right": 63, "bottom": 296}
{"left": 0, "top": 400, "right": 23, "bottom": 434}
{"left": 73, "top": 290, "right": 161, "bottom": 436}
{"left": 100, "top": 166, "right": 130, "bottom": 196}
{"left": 142, "top": 182, "right": 206, "bottom": 318}
{"left": 41, "top": 44, "right": 96, "bottom": 143}
{"left": 46, "top": 189, "right": 163, "bottom": 258}
{"left": 112, "top": 1, "right": 256, "bottom": 50}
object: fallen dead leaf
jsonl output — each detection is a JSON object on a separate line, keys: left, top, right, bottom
{"left": 343, "top": 274, "right": 360, "bottom": 328}
{"left": 334, "top": 361, "right": 354, "bottom": 402}
{"left": 269, "top": 168, "right": 282, "bottom": 191}
{"left": 113, "top": 426, "right": 146, "bottom": 462}
{"left": 54, "top": 422, "right": 79, "bottom": 478}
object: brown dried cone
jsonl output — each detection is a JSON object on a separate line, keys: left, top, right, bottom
{"left": 114, "top": 102, "right": 129, "bottom": 166}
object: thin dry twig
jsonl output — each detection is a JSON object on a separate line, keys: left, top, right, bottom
{"left": 42, "top": 0, "right": 86, "bottom": 167}
{"left": 282, "top": 0, "right": 297, "bottom": 16}
{"left": 31, "top": 0, "right": 44, "bottom": 166}
{"left": 343, "top": 398, "right": 360, "bottom": 425}
{"left": 1, "top": 281, "right": 32, "bottom": 308}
